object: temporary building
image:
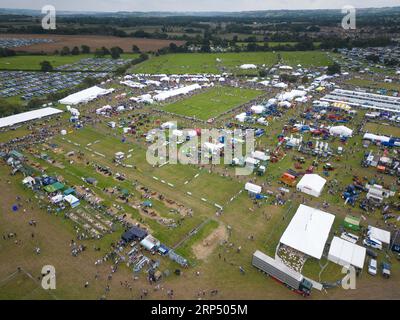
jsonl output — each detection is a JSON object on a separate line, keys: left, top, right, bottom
{"left": 153, "top": 84, "right": 201, "bottom": 102}
{"left": 280, "top": 204, "right": 335, "bottom": 259}
{"left": 363, "top": 133, "right": 390, "bottom": 144}
{"left": 251, "top": 105, "right": 265, "bottom": 114}
{"left": 328, "top": 236, "right": 366, "bottom": 269}
{"left": 44, "top": 182, "right": 64, "bottom": 193}
{"left": 0, "top": 107, "right": 63, "bottom": 129}
{"left": 140, "top": 235, "right": 160, "bottom": 251}
{"left": 245, "top": 182, "right": 262, "bottom": 195}
{"left": 343, "top": 215, "right": 361, "bottom": 231}
{"left": 367, "top": 226, "right": 391, "bottom": 245}
{"left": 251, "top": 151, "right": 269, "bottom": 162}
{"left": 50, "top": 194, "right": 63, "bottom": 204}
{"left": 59, "top": 86, "right": 114, "bottom": 105}
{"left": 239, "top": 64, "right": 257, "bottom": 69}
{"left": 245, "top": 157, "right": 260, "bottom": 167}
{"left": 235, "top": 113, "right": 247, "bottom": 122}
{"left": 329, "top": 126, "right": 353, "bottom": 137}
{"left": 63, "top": 195, "right": 80, "bottom": 208}
{"left": 296, "top": 174, "right": 326, "bottom": 197}
{"left": 160, "top": 122, "right": 177, "bottom": 130}
{"left": 122, "top": 226, "right": 148, "bottom": 242}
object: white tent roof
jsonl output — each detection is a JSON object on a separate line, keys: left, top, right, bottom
{"left": 245, "top": 182, "right": 262, "bottom": 194}
{"left": 0, "top": 107, "right": 63, "bottom": 129}
{"left": 64, "top": 194, "right": 79, "bottom": 205}
{"left": 154, "top": 84, "right": 201, "bottom": 102}
{"left": 328, "top": 236, "right": 366, "bottom": 269}
{"left": 59, "top": 86, "right": 114, "bottom": 105}
{"left": 280, "top": 204, "right": 335, "bottom": 259}
{"left": 240, "top": 64, "right": 257, "bottom": 69}
{"left": 297, "top": 174, "right": 326, "bottom": 196}
{"left": 329, "top": 125, "right": 353, "bottom": 137}
{"left": 251, "top": 151, "right": 269, "bottom": 161}
{"left": 367, "top": 226, "right": 391, "bottom": 244}
{"left": 251, "top": 105, "right": 265, "bottom": 114}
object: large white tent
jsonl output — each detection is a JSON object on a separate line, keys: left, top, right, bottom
{"left": 296, "top": 174, "right": 326, "bottom": 197}
{"left": 367, "top": 226, "right": 391, "bottom": 245}
{"left": 245, "top": 182, "right": 262, "bottom": 195}
{"left": 59, "top": 86, "right": 114, "bottom": 105}
{"left": 0, "top": 107, "right": 63, "bottom": 129}
{"left": 329, "top": 125, "right": 353, "bottom": 137}
{"left": 153, "top": 84, "right": 201, "bottom": 102}
{"left": 328, "top": 236, "right": 366, "bottom": 269}
{"left": 280, "top": 204, "right": 335, "bottom": 259}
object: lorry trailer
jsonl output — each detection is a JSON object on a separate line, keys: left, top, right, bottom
{"left": 252, "top": 250, "right": 313, "bottom": 296}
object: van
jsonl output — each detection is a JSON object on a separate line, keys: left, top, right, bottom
{"left": 363, "top": 237, "right": 383, "bottom": 250}
{"left": 368, "top": 259, "right": 377, "bottom": 276}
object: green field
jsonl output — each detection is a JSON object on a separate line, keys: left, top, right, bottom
{"left": 364, "top": 122, "right": 400, "bottom": 137}
{"left": 346, "top": 78, "right": 400, "bottom": 92}
{"left": 0, "top": 53, "right": 139, "bottom": 71}
{"left": 162, "top": 86, "right": 262, "bottom": 120}
{"left": 132, "top": 51, "right": 331, "bottom": 74}
{"left": 279, "top": 51, "right": 332, "bottom": 67}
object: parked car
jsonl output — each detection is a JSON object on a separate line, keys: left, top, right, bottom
{"left": 381, "top": 262, "right": 391, "bottom": 278}
{"left": 368, "top": 259, "right": 378, "bottom": 276}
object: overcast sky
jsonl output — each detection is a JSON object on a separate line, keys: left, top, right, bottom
{"left": 1, "top": 0, "right": 399, "bottom": 12}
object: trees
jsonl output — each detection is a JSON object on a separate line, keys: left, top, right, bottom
{"left": 81, "top": 45, "right": 90, "bottom": 54}
{"left": 40, "top": 61, "right": 53, "bottom": 72}
{"left": 132, "top": 45, "right": 140, "bottom": 53}
{"left": 327, "top": 63, "right": 341, "bottom": 75}
{"left": 110, "top": 46, "right": 123, "bottom": 59}
{"left": 60, "top": 46, "right": 70, "bottom": 56}
{"left": 71, "top": 46, "right": 80, "bottom": 55}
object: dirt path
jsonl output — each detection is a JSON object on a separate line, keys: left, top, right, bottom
{"left": 192, "top": 225, "right": 228, "bottom": 260}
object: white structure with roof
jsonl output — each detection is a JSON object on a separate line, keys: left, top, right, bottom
{"left": 0, "top": 107, "right": 63, "bottom": 129}
{"left": 367, "top": 226, "right": 391, "bottom": 245}
{"left": 153, "top": 84, "right": 201, "bottom": 102}
{"left": 328, "top": 236, "right": 366, "bottom": 269}
{"left": 245, "top": 182, "right": 262, "bottom": 195}
{"left": 59, "top": 86, "right": 114, "bottom": 105}
{"left": 296, "top": 174, "right": 326, "bottom": 197}
{"left": 280, "top": 204, "right": 335, "bottom": 259}
{"left": 329, "top": 125, "right": 353, "bottom": 137}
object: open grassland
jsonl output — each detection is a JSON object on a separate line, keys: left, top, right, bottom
{"left": 364, "top": 122, "right": 400, "bottom": 137}
{"left": 345, "top": 78, "right": 400, "bottom": 93}
{"left": 0, "top": 53, "right": 139, "bottom": 71}
{"left": 279, "top": 51, "right": 332, "bottom": 67}
{"left": 162, "top": 86, "right": 262, "bottom": 120}
{"left": 132, "top": 51, "right": 331, "bottom": 74}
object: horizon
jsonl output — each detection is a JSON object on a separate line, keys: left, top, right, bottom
{"left": 1, "top": 0, "right": 400, "bottom": 13}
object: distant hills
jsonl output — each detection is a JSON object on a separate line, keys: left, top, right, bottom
{"left": 0, "top": 6, "right": 400, "bottom": 18}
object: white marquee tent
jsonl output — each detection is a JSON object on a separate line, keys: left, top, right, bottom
{"left": 367, "top": 226, "right": 391, "bottom": 245}
{"left": 329, "top": 125, "right": 353, "bottom": 137}
{"left": 280, "top": 204, "right": 335, "bottom": 259}
{"left": 59, "top": 86, "right": 114, "bottom": 105}
{"left": 0, "top": 107, "right": 63, "bottom": 129}
{"left": 296, "top": 174, "right": 326, "bottom": 197}
{"left": 245, "top": 182, "right": 262, "bottom": 195}
{"left": 328, "top": 236, "right": 366, "bottom": 269}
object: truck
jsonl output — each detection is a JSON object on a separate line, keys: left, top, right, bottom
{"left": 252, "top": 250, "right": 313, "bottom": 297}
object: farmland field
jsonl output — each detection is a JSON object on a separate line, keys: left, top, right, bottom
{"left": 162, "top": 86, "right": 263, "bottom": 120}
{"left": 0, "top": 34, "right": 184, "bottom": 54}
{"left": 132, "top": 51, "right": 331, "bottom": 74}
{"left": 0, "top": 53, "right": 139, "bottom": 71}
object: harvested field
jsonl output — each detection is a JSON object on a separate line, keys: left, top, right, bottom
{"left": 0, "top": 34, "right": 184, "bottom": 53}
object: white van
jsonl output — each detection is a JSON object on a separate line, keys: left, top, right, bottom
{"left": 363, "top": 237, "right": 383, "bottom": 250}
{"left": 368, "top": 259, "right": 377, "bottom": 276}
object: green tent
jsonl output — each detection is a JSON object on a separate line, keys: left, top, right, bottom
{"left": 44, "top": 182, "right": 65, "bottom": 193}
{"left": 343, "top": 215, "right": 361, "bottom": 231}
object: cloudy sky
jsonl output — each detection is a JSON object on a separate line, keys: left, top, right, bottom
{"left": 1, "top": 0, "right": 399, "bottom": 12}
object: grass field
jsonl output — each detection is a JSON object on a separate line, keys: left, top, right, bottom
{"left": 364, "top": 122, "right": 400, "bottom": 137}
{"left": 132, "top": 51, "right": 331, "bottom": 74}
{"left": 0, "top": 53, "right": 139, "bottom": 71}
{"left": 346, "top": 78, "right": 400, "bottom": 92}
{"left": 162, "top": 86, "right": 262, "bottom": 120}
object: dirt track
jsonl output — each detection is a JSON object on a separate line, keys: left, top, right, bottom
{"left": 0, "top": 34, "right": 184, "bottom": 53}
